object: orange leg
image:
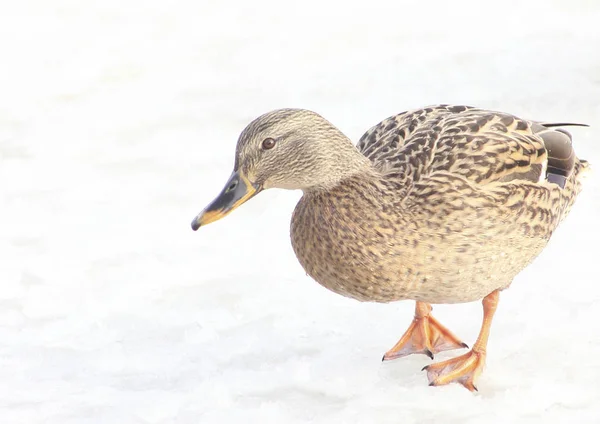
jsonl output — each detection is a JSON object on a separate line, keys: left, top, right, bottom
{"left": 382, "top": 301, "right": 468, "bottom": 361}
{"left": 423, "top": 290, "right": 500, "bottom": 391}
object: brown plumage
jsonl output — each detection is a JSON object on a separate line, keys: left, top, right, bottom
{"left": 191, "top": 104, "right": 589, "bottom": 390}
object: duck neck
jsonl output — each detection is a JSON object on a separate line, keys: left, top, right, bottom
{"left": 302, "top": 138, "right": 374, "bottom": 194}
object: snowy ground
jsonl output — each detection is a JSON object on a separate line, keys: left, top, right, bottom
{"left": 1, "top": 1, "right": 600, "bottom": 423}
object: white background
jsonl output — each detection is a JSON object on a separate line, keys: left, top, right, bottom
{"left": 1, "top": 1, "right": 599, "bottom": 423}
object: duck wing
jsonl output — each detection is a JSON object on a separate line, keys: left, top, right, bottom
{"left": 357, "top": 104, "right": 584, "bottom": 188}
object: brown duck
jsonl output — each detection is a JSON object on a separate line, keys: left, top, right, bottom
{"left": 191, "top": 105, "right": 588, "bottom": 391}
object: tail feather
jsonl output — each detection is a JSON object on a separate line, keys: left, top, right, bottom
{"left": 541, "top": 122, "right": 589, "bottom": 128}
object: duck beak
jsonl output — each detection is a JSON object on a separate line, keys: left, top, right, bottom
{"left": 191, "top": 171, "right": 261, "bottom": 230}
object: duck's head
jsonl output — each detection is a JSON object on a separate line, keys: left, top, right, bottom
{"left": 191, "top": 108, "right": 369, "bottom": 230}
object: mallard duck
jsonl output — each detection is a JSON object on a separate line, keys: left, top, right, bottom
{"left": 191, "top": 105, "right": 588, "bottom": 391}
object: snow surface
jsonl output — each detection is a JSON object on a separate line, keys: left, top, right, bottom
{"left": 1, "top": 1, "right": 600, "bottom": 423}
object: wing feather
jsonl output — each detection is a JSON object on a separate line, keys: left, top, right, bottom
{"left": 357, "top": 105, "right": 578, "bottom": 187}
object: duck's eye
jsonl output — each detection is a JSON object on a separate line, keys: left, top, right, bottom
{"left": 262, "top": 137, "right": 276, "bottom": 150}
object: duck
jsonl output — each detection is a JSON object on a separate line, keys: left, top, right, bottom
{"left": 190, "top": 104, "right": 589, "bottom": 391}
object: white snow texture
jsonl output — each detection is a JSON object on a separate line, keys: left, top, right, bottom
{"left": 1, "top": 1, "right": 599, "bottom": 423}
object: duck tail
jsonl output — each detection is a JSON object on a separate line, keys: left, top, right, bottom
{"left": 577, "top": 158, "right": 592, "bottom": 181}
{"left": 541, "top": 122, "right": 589, "bottom": 128}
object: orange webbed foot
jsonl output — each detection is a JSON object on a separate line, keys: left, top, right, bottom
{"left": 422, "top": 290, "right": 500, "bottom": 392}
{"left": 423, "top": 349, "right": 485, "bottom": 392}
{"left": 382, "top": 302, "right": 467, "bottom": 361}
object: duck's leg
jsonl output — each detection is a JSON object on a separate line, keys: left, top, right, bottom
{"left": 382, "top": 301, "right": 468, "bottom": 361}
{"left": 423, "top": 290, "right": 500, "bottom": 391}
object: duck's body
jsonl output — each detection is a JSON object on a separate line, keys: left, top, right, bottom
{"left": 290, "top": 105, "right": 587, "bottom": 304}
{"left": 291, "top": 174, "right": 541, "bottom": 304}
{"left": 192, "top": 104, "right": 588, "bottom": 391}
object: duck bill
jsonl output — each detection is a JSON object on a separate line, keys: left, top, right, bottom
{"left": 191, "top": 171, "right": 260, "bottom": 230}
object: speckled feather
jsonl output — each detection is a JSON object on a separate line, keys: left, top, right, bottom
{"left": 290, "top": 105, "right": 588, "bottom": 304}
